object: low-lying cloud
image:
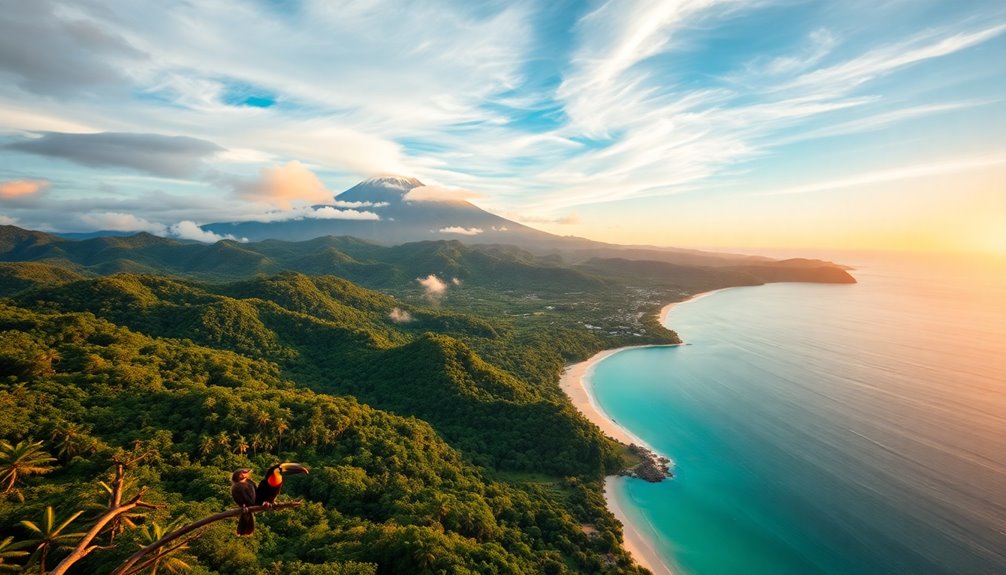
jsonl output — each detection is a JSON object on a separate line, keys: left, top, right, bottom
{"left": 403, "top": 185, "right": 481, "bottom": 203}
{"left": 0, "top": 179, "right": 49, "bottom": 199}
{"left": 333, "top": 199, "right": 390, "bottom": 209}
{"left": 439, "top": 226, "right": 483, "bottom": 235}
{"left": 168, "top": 220, "right": 246, "bottom": 243}
{"left": 388, "top": 307, "right": 414, "bottom": 323}
{"left": 80, "top": 212, "right": 166, "bottom": 234}
{"left": 310, "top": 207, "right": 380, "bottom": 220}
{"left": 417, "top": 274, "right": 448, "bottom": 303}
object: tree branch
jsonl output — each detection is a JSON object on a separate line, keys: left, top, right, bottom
{"left": 110, "top": 502, "right": 301, "bottom": 575}
{"left": 49, "top": 489, "right": 159, "bottom": 575}
{"left": 122, "top": 536, "right": 197, "bottom": 575}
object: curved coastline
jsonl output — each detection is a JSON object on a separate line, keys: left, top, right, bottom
{"left": 559, "top": 290, "right": 731, "bottom": 575}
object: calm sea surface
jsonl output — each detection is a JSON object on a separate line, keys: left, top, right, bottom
{"left": 592, "top": 254, "right": 1006, "bottom": 575}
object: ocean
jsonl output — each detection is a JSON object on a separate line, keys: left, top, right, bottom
{"left": 591, "top": 253, "right": 1006, "bottom": 575}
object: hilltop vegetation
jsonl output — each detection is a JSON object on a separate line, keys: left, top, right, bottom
{"left": 0, "top": 274, "right": 644, "bottom": 574}
{"left": 0, "top": 226, "right": 855, "bottom": 573}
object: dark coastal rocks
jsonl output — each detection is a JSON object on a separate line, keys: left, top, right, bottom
{"left": 620, "top": 443, "right": 672, "bottom": 482}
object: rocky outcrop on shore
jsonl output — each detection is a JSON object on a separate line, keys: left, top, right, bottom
{"left": 620, "top": 443, "right": 673, "bottom": 482}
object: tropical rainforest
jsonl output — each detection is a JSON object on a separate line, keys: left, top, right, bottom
{"left": 0, "top": 225, "right": 854, "bottom": 574}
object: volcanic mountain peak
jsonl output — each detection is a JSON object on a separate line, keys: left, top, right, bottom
{"left": 360, "top": 175, "right": 424, "bottom": 190}
{"left": 336, "top": 175, "right": 426, "bottom": 205}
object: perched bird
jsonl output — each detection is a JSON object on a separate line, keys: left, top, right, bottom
{"left": 230, "top": 468, "right": 257, "bottom": 536}
{"left": 255, "top": 462, "right": 309, "bottom": 507}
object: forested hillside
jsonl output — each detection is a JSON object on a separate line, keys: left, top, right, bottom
{"left": 0, "top": 228, "right": 856, "bottom": 573}
{"left": 0, "top": 266, "right": 650, "bottom": 574}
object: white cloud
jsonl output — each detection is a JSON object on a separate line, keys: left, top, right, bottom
{"left": 0, "top": 1, "right": 1002, "bottom": 233}
{"left": 438, "top": 226, "right": 483, "bottom": 235}
{"left": 0, "top": 214, "right": 18, "bottom": 225}
{"left": 783, "top": 23, "right": 1006, "bottom": 94}
{"left": 168, "top": 220, "right": 246, "bottom": 243}
{"left": 388, "top": 307, "right": 413, "bottom": 323}
{"left": 759, "top": 28, "right": 838, "bottom": 76}
{"left": 775, "top": 101, "right": 986, "bottom": 145}
{"left": 557, "top": 0, "right": 744, "bottom": 137}
{"left": 451, "top": 278, "right": 462, "bottom": 286}
{"left": 417, "top": 274, "right": 448, "bottom": 302}
{"left": 307, "top": 207, "right": 380, "bottom": 220}
{"left": 332, "top": 199, "right": 389, "bottom": 208}
{"left": 79, "top": 212, "right": 167, "bottom": 234}
{"left": 403, "top": 185, "right": 481, "bottom": 203}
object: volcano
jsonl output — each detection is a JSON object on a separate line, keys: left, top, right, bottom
{"left": 205, "top": 176, "right": 555, "bottom": 247}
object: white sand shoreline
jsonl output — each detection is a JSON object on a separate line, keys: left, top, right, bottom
{"left": 605, "top": 476, "right": 676, "bottom": 575}
{"left": 559, "top": 347, "right": 678, "bottom": 575}
{"left": 559, "top": 290, "right": 729, "bottom": 575}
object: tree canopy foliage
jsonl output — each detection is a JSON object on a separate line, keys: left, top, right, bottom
{"left": 0, "top": 267, "right": 651, "bottom": 574}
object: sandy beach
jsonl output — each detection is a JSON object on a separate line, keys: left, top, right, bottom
{"left": 558, "top": 294, "right": 724, "bottom": 575}
{"left": 605, "top": 476, "right": 676, "bottom": 575}
{"left": 559, "top": 349, "right": 677, "bottom": 575}
{"left": 658, "top": 288, "right": 727, "bottom": 326}
{"left": 558, "top": 346, "right": 646, "bottom": 447}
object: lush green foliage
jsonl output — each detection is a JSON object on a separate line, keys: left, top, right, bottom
{"left": 0, "top": 276, "right": 648, "bottom": 574}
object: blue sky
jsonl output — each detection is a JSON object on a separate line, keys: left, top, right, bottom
{"left": 0, "top": 0, "right": 1003, "bottom": 252}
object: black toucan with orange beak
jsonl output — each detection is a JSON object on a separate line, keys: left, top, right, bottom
{"left": 255, "top": 462, "right": 309, "bottom": 507}
{"left": 230, "top": 468, "right": 257, "bottom": 535}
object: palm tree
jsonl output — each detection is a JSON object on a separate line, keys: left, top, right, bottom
{"left": 233, "top": 435, "right": 249, "bottom": 456}
{"left": 0, "top": 536, "right": 29, "bottom": 572}
{"left": 197, "top": 436, "right": 215, "bottom": 458}
{"left": 254, "top": 411, "right": 271, "bottom": 430}
{"left": 50, "top": 423, "right": 95, "bottom": 462}
{"left": 0, "top": 439, "right": 56, "bottom": 494}
{"left": 274, "top": 419, "right": 289, "bottom": 452}
{"left": 134, "top": 518, "right": 192, "bottom": 575}
{"left": 214, "top": 432, "right": 230, "bottom": 451}
{"left": 20, "top": 507, "right": 85, "bottom": 574}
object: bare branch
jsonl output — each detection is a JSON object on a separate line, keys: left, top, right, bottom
{"left": 111, "top": 502, "right": 302, "bottom": 575}
{"left": 48, "top": 489, "right": 159, "bottom": 575}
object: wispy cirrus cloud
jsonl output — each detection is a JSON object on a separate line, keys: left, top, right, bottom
{"left": 524, "top": 5, "right": 1006, "bottom": 214}
{"left": 0, "top": 0, "right": 1001, "bottom": 245}
{"left": 781, "top": 23, "right": 1006, "bottom": 94}
{"left": 753, "top": 152, "right": 1006, "bottom": 197}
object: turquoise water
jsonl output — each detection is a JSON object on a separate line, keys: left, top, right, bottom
{"left": 591, "top": 256, "right": 1006, "bottom": 575}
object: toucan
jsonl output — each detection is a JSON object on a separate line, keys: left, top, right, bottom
{"left": 230, "top": 468, "right": 257, "bottom": 536}
{"left": 255, "top": 462, "right": 309, "bottom": 507}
